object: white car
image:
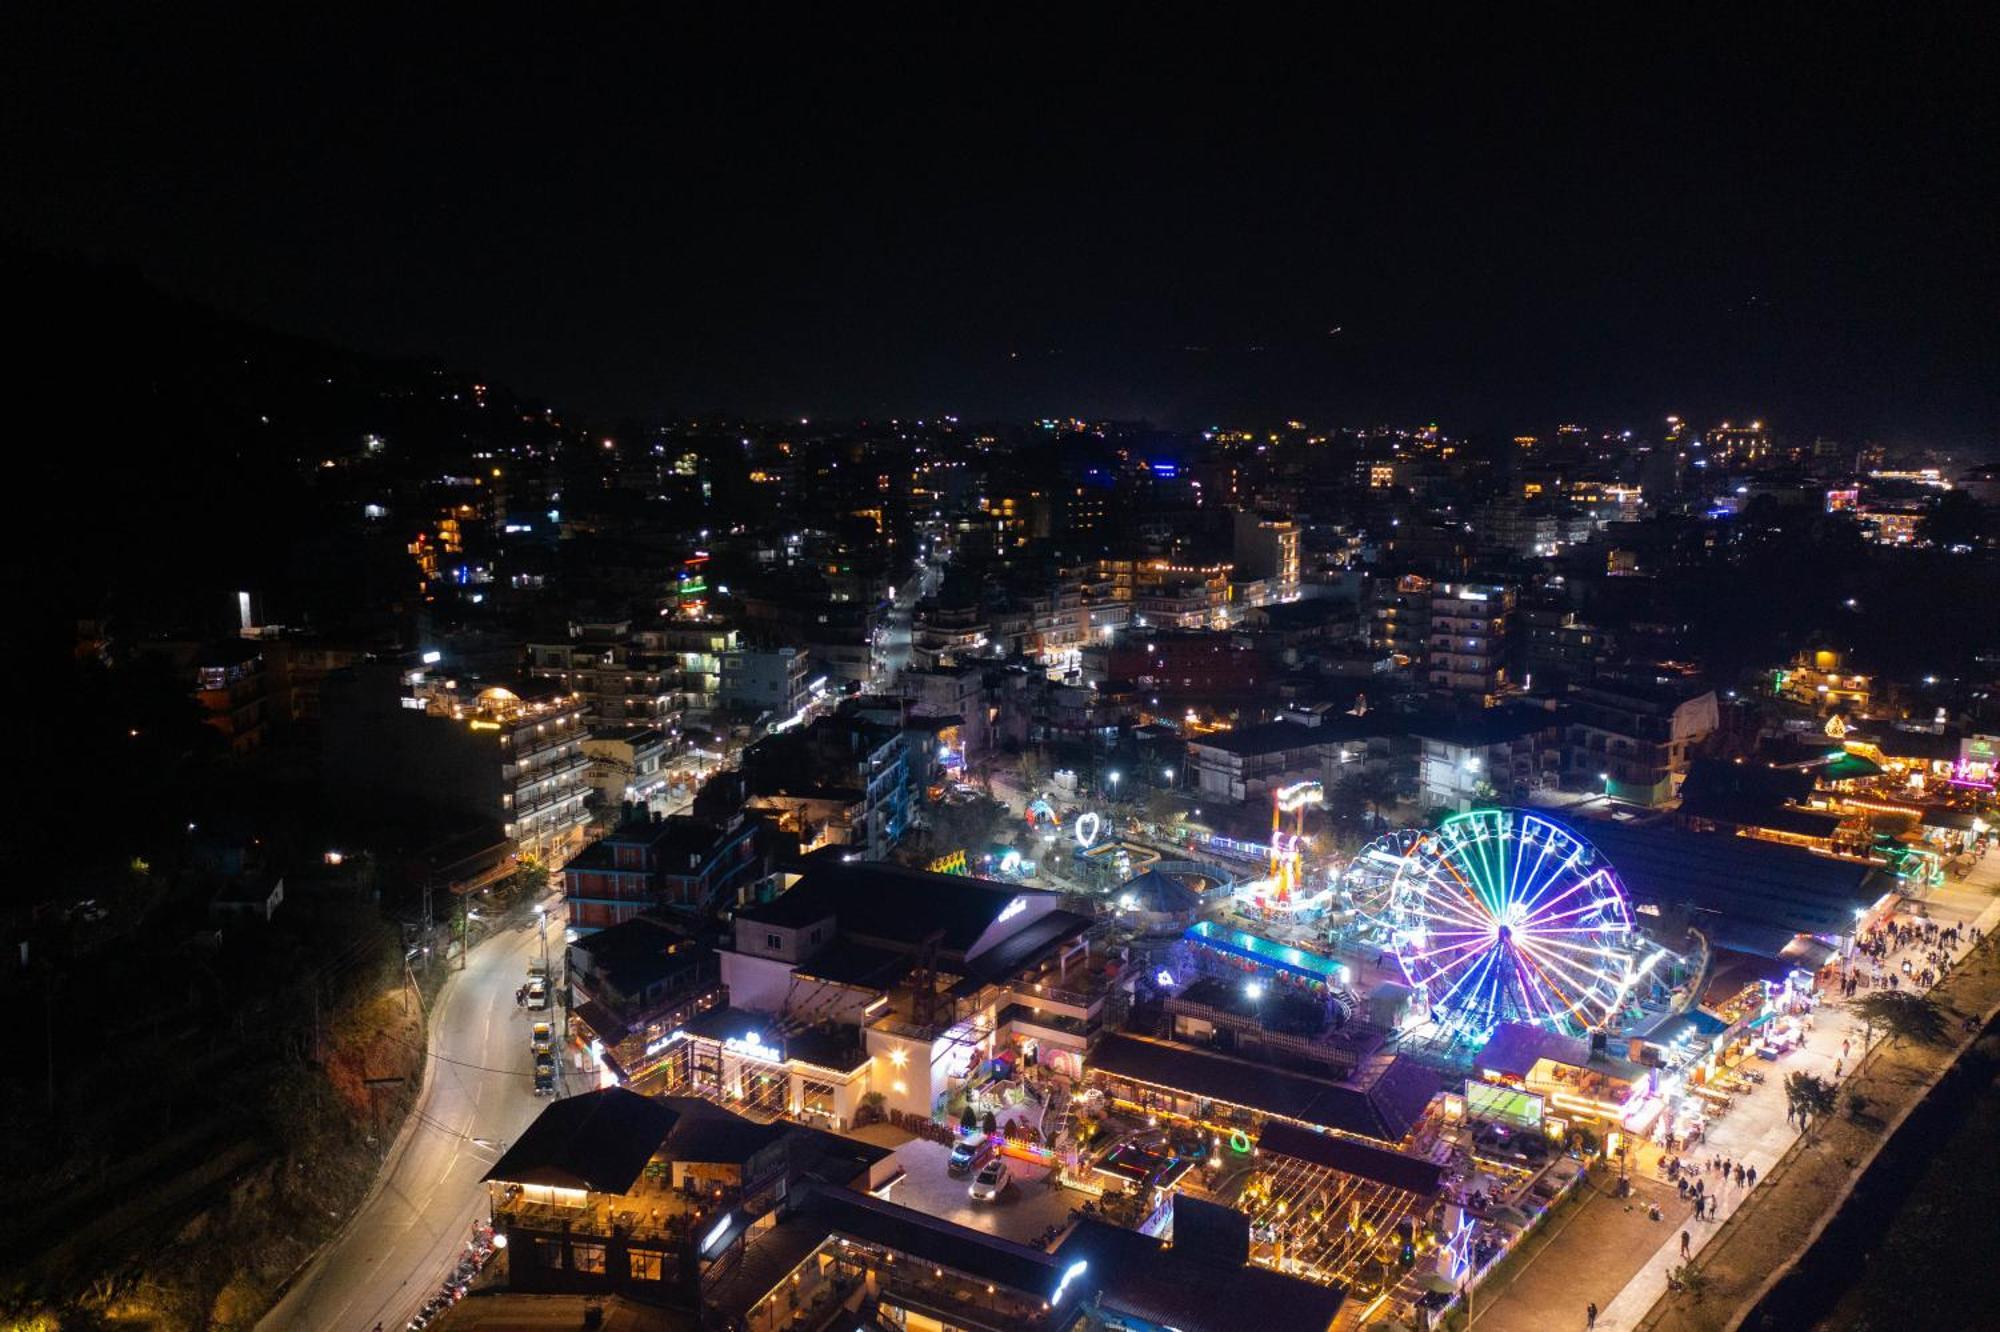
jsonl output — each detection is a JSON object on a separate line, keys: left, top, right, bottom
{"left": 967, "top": 1158, "right": 1012, "bottom": 1202}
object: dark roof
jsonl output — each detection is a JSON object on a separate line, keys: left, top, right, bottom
{"left": 571, "top": 998, "right": 630, "bottom": 1048}
{"left": 805, "top": 1185, "right": 1059, "bottom": 1294}
{"left": 1188, "top": 720, "right": 1323, "bottom": 756}
{"left": 1474, "top": 1021, "right": 1592, "bottom": 1079}
{"left": 563, "top": 815, "right": 731, "bottom": 872}
{"left": 962, "top": 908, "right": 1096, "bottom": 981}
{"left": 1678, "top": 760, "right": 1835, "bottom": 835}
{"left": 664, "top": 1111, "right": 788, "bottom": 1167}
{"left": 782, "top": 1025, "right": 872, "bottom": 1075}
{"left": 483, "top": 1087, "right": 677, "bottom": 1193}
{"left": 792, "top": 937, "right": 915, "bottom": 989}
{"left": 1406, "top": 705, "right": 1562, "bottom": 747}
{"left": 1255, "top": 1120, "right": 1446, "bottom": 1199}
{"left": 737, "top": 860, "right": 1058, "bottom": 955}
{"left": 1579, "top": 819, "right": 1886, "bottom": 948}
{"left": 1089, "top": 1035, "right": 1437, "bottom": 1144}
{"left": 567, "top": 915, "right": 707, "bottom": 995}
{"left": 1850, "top": 727, "right": 1962, "bottom": 761}
{"left": 1052, "top": 1216, "right": 1345, "bottom": 1332}
{"left": 1118, "top": 867, "right": 1202, "bottom": 913}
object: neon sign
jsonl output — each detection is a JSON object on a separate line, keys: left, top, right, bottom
{"left": 1074, "top": 812, "right": 1102, "bottom": 848}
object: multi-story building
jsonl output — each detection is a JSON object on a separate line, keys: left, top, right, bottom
{"left": 580, "top": 725, "right": 670, "bottom": 814}
{"left": 1110, "top": 630, "right": 1265, "bottom": 697}
{"left": 560, "top": 810, "right": 769, "bottom": 932}
{"left": 1409, "top": 706, "right": 1564, "bottom": 811}
{"left": 321, "top": 662, "right": 593, "bottom": 859}
{"left": 898, "top": 664, "right": 993, "bottom": 765}
{"left": 1367, "top": 572, "right": 1432, "bottom": 666}
{"left": 1427, "top": 581, "right": 1516, "bottom": 699}
{"left": 192, "top": 640, "right": 269, "bottom": 754}
{"left": 719, "top": 645, "right": 813, "bottom": 720}
{"left": 713, "top": 857, "right": 1109, "bottom": 1122}
{"left": 1564, "top": 676, "right": 1720, "bottom": 805}
{"left": 1232, "top": 510, "right": 1302, "bottom": 604}
{"left": 562, "top": 913, "right": 723, "bottom": 1074}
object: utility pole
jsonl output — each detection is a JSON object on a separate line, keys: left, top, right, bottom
{"left": 421, "top": 871, "right": 436, "bottom": 975}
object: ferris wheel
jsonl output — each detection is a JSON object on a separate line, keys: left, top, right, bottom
{"left": 1387, "top": 809, "right": 1635, "bottom": 1037}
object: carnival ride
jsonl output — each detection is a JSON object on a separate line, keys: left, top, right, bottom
{"left": 1383, "top": 809, "right": 1636, "bottom": 1038}
{"left": 1337, "top": 828, "right": 1422, "bottom": 920}
{"left": 1268, "top": 780, "right": 1323, "bottom": 903}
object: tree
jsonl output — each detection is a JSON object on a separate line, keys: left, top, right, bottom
{"left": 1784, "top": 1070, "right": 1837, "bottom": 1131}
{"left": 959, "top": 1103, "right": 978, "bottom": 1136}
{"left": 1850, "top": 991, "right": 1949, "bottom": 1048}
{"left": 1670, "top": 1262, "right": 1714, "bottom": 1303}
{"left": 1918, "top": 489, "right": 1988, "bottom": 549}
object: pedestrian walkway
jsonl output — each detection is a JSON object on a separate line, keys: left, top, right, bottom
{"left": 1582, "top": 878, "right": 2000, "bottom": 1332}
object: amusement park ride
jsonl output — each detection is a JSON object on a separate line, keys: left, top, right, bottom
{"left": 1380, "top": 809, "right": 1642, "bottom": 1039}
{"left": 1267, "top": 779, "right": 1323, "bottom": 903}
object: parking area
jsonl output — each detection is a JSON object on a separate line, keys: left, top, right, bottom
{"left": 881, "top": 1139, "right": 1080, "bottom": 1245}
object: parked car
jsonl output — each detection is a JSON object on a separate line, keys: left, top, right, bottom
{"left": 530, "top": 1022, "right": 553, "bottom": 1054}
{"left": 533, "top": 1053, "right": 556, "bottom": 1095}
{"left": 968, "top": 1158, "right": 1012, "bottom": 1202}
{"left": 526, "top": 978, "right": 549, "bottom": 1011}
{"left": 948, "top": 1136, "right": 995, "bottom": 1177}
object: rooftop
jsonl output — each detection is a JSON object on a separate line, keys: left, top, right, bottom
{"left": 1579, "top": 819, "right": 1887, "bottom": 951}
{"left": 1090, "top": 1034, "right": 1437, "bottom": 1144}
{"left": 1052, "top": 1213, "right": 1345, "bottom": 1332}
{"left": 1254, "top": 1119, "right": 1446, "bottom": 1199}
{"left": 483, "top": 1087, "right": 678, "bottom": 1194}
{"left": 738, "top": 859, "right": 1060, "bottom": 957}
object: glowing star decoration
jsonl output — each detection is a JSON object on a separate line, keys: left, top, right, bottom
{"left": 1074, "top": 811, "right": 1102, "bottom": 848}
{"left": 1388, "top": 809, "right": 1634, "bottom": 1038}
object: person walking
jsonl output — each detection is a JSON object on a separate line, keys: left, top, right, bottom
{"left": 1587, "top": 1301, "right": 1598, "bottom": 1329}
{"left": 1681, "top": 1229, "right": 1692, "bottom": 1259}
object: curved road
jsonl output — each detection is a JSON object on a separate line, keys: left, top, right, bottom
{"left": 260, "top": 909, "right": 560, "bottom": 1332}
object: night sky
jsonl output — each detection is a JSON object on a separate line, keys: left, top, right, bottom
{"left": 4, "top": 11, "right": 1996, "bottom": 444}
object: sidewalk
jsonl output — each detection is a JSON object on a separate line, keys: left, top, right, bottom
{"left": 1587, "top": 879, "right": 2000, "bottom": 1332}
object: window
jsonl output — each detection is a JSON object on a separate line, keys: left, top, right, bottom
{"left": 628, "top": 1248, "right": 666, "bottom": 1280}
{"left": 571, "top": 1241, "right": 607, "bottom": 1274}
{"left": 809, "top": 926, "right": 823, "bottom": 946}
{"left": 766, "top": 932, "right": 783, "bottom": 950}
{"left": 536, "top": 1237, "right": 565, "bottom": 1268}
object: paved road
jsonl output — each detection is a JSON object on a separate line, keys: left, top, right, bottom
{"left": 872, "top": 555, "right": 941, "bottom": 688}
{"left": 259, "top": 908, "right": 561, "bottom": 1332}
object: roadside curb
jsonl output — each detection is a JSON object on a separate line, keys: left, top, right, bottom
{"left": 253, "top": 934, "right": 478, "bottom": 1327}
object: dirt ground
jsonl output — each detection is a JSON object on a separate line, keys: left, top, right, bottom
{"left": 1472, "top": 1173, "right": 1693, "bottom": 1332}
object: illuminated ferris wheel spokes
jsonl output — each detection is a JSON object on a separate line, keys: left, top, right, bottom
{"left": 1389, "top": 809, "right": 1635, "bottom": 1036}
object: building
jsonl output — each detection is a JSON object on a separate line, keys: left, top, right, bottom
{"left": 482, "top": 1087, "right": 895, "bottom": 1299}
{"left": 1367, "top": 573, "right": 1431, "bottom": 666}
{"left": 1111, "top": 630, "right": 1265, "bottom": 697}
{"left": 898, "top": 664, "right": 993, "bottom": 766}
{"left": 1408, "top": 706, "right": 1564, "bottom": 811}
{"left": 720, "top": 645, "right": 814, "bottom": 720}
{"left": 193, "top": 640, "right": 269, "bottom": 753}
{"left": 1563, "top": 676, "right": 1719, "bottom": 805}
{"left": 564, "top": 914, "right": 725, "bottom": 1080}
{"left": 1427, "top": 582, "right": 1515, "bottom": 698}
{"left": 705, "top": 856, "right": 1107, "bottom": 1126}
{"left": 322, "top": 662, "right": 593, "bottom": 859}
{"left": 561, "top": 810, "right": 769, "bottom": 931}
{"left": 736, "top": 710, "right": 914, "bottom": 858}
{"left": 581, "top": 726, "right": 670, "bottom": 814}
{"left": 1232, "top": 510, "right": 1302, "bottom": 604}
